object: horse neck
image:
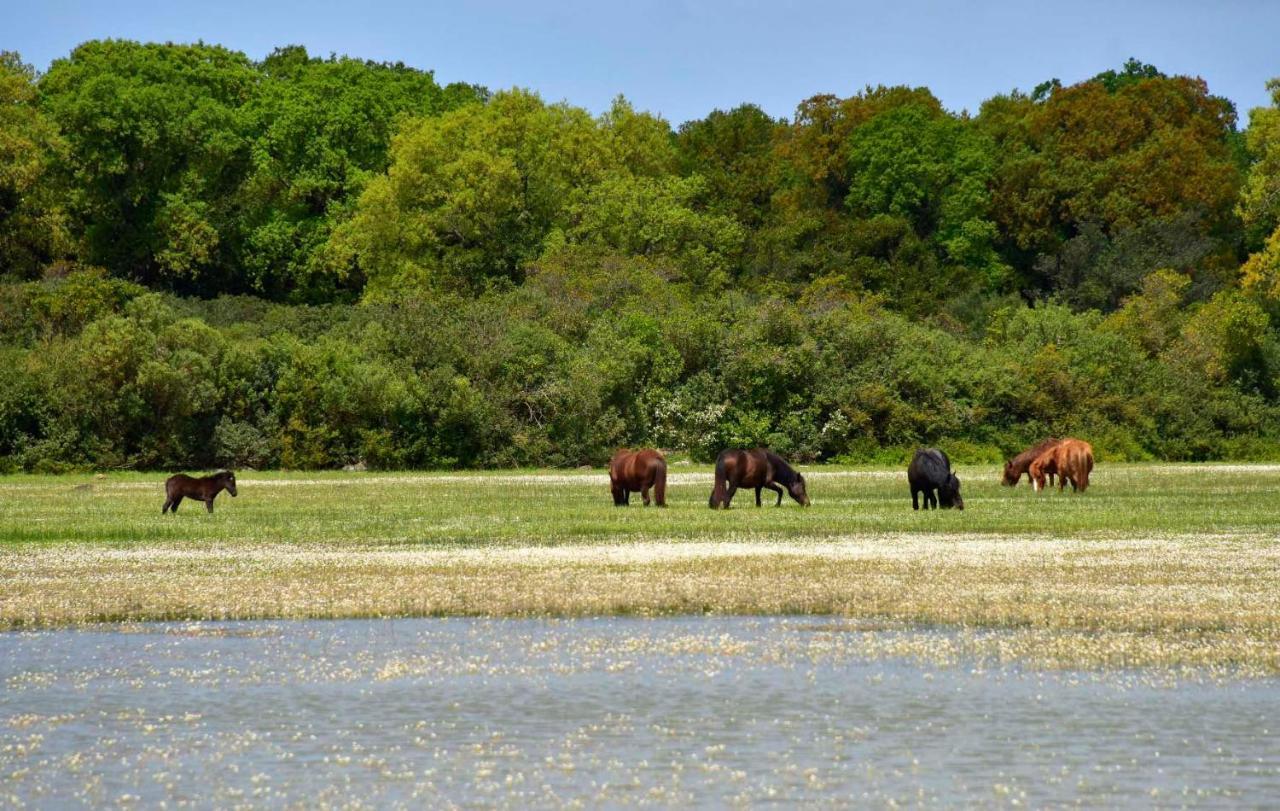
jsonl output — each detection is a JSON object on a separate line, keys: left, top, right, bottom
{"left": 767, "top": 453, "right": 797, "bottom": 486}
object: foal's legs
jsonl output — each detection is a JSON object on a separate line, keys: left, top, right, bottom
{"left": 641, "top": 485, "right": 651, "bottom": 506}
{"left": 170, "top": 496, "right": 183, "bottom": 513}
{"left": 205, "top": 498, "right": 215, "bottom": 513}
{"left": 755, "top": 487, "right": 762, "bottom": 507}
{"left": 723, "top": 485, "right": 737, "bottom": 508}
{"left": 764, "top": 482, "right": 784, "bottom": 506}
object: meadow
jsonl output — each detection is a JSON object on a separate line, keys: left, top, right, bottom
{"left": 2, "top": 463, "right": 1279, "bottom": 673}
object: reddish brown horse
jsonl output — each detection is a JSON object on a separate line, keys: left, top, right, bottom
{"left": 709, "top": 448, "right": 809, "bottom": 509}
{"left": 609, "top": 449, "right": 667, "bottom": 507}
{"left": 163, "top": 471, "right": 237, "bottom": 513}
{"left": 1029, "top": 439, "right": 1093, "bottom": 492}
{"left": 1002, "top": 438, "right": 1061, "bottom": 487}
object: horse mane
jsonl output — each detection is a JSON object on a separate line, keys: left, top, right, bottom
{"left": 763, "top": 450, "right": 800, "bottom": 486}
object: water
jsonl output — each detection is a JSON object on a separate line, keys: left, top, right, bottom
{"left": 2, "top": 617, "right": 1278, "bottom": 807}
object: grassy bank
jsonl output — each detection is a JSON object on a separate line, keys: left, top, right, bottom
{"left": 2, "top": 464, "right": 1279, "bottom": 672}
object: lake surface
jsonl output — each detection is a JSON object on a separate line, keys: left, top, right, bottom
{"left": 2, "top": 617, "right": 1278, "bottom": 807}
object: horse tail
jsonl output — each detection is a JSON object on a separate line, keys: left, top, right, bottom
{"left": 653, "top": 457, "right": 667, "bottom": 507}
{"left": 710, "top": 452, "right": 728, "bottom": 508}
{"left": 1079, "top": 445, "right": 1094, "bottom": 491}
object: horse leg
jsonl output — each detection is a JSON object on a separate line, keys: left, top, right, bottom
{"left": 755, "top": 487, "right": 762, "bottom": 507}
{"left": 205, "top": 498, "right": 215, "bottom": 513}
{"left": 927, "top": 489, "right": 938, "bottom": 509}
{"left": 162, "top": 497, "right": 172, "bottom": 514}
{"left": 641, "top": 485, "right": 651, "bottom": 506}
{"left": 612, "top": 482, "right": 626, "bottom": 506}
{"left": 171, "top": 496, "right": 182, "bottom": 513}
{"left": 724, "top": 485, "right": 737, "bottom": 508}
{"left": 912, "top": 488, "right": 920, "bottom": 510}
{"left": 653, "top": 473, "right": 666, "bottom": 507}
{"left": 765, "top": 482, "right": 784, "bottom": 506}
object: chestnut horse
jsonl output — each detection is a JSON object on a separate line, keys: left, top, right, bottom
{"left": 609, "top": 449, "right": 667, "bottom": 506}
{"left": 1029, "top": 439, "right": 1093, "bottom": 492}
{"left": 709, "top": 448, "right": 809, "bottom": 509}
{"left": 1002, "top": 438, "right": 1061, "bottom": 487}
{"left": 162, "top": 470, "right": 237, "bottom": 513}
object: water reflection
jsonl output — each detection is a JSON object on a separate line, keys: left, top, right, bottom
{"left": 2, "top": 617, "right": 1278, "bottom": 806}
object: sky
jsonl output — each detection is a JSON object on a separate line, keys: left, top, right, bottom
{"left": 5, "top": 0, "right": 1279, "bottom": 125}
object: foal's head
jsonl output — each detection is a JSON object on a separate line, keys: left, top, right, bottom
{"left": 217, "top": 470, "right": 238, "bottom": 497}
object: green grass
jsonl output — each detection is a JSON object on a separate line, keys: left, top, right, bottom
{"left": 0, "top": 463, "right": 1277, "bottom": 547}
{"left": 3, "top": 463, "right": 1280, "bottom": 674}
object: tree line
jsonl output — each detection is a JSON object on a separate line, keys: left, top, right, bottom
{"left": 2, "top": 41, "right": 1280, "bottom": 470}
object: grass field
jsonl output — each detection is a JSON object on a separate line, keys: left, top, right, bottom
{"left": 2, "top": 463, "right": 1279, "bottom": 673}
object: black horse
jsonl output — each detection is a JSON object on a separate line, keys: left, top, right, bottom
{"left": 908, "top": 449, "right": 963, "bottom": 510}
{"left": 709, "top": 448, "right": 809, "bottom": 508}
{"left": 163, "top": 471, "right": 237, "bottom": 514}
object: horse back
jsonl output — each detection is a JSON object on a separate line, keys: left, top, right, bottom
{"left": 628, "top": 449, "right": 666, "bottom": 485}
{"left": 739, "top": 449, "right": 772, "bottom": 487}
{"left": 1058, "top": 439, "right": 1093, "bottom": 482}
{"left": 1011, "top": 438, "right": 1061, "bottom": 474}
{"left": 165, "top": 473, "right": 196, "bottom": 496}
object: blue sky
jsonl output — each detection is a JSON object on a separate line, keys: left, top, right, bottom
{"left": 5, "top": 0, "right": 1278, "bottom": 125}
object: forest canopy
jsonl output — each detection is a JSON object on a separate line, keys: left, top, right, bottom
{"left": 2, "top": 43, "right": 1280, "bottom": 470}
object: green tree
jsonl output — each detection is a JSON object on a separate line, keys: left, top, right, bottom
{"left": 334, "top": 90, "right": 672, "bottom": 294}
{"left": 0, "top": 52, "right": 70, "bottom": 278}
{"left": 39, "top": 40, "right": 258, "bottom": 289}
{"left": 237, "top": 46, "right": 485, "bottom": 300}
{"left": 979, "top": 62, "right": 1243, "bottom": 298}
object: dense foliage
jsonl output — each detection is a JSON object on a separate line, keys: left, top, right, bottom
{"left": 2, "top": 44, "right": 1280, "bottom": 470}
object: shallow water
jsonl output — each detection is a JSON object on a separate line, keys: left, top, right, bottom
{"left": 2, "top": 617, "right": 1278, "bottom": 807}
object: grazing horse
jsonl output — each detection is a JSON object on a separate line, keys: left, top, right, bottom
{"left": 1002, "top": 438, "right": 1061, "bottom": 487}
{"left": 162, "top": 471, "right": 237, "bottom": 513}
{"left": 908, "top": 448, "right": 964, "bottom": 510}
{"left": 1029, "top": 439, "right": 1093, "bottom": 492}
{"left": 708, "top": 448, "right": 809, "bottom": 509}
{"left": 609, "top": 448, "right": 667, "bottom": 507}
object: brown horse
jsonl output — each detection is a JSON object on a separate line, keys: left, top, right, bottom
{"left": 709, "top": 449, "right": 809, "bottom": 509}
{"left": 1029, "top": 439, "right": 1093, "bottom": 492}
{"left": 1002, "top": 438, "right": 1061, "bottom": 487}
{"left": 609, "top": 449, "right": 667, "bottom": 507}
{"left": 162, "top": 471, "right": 237, "bottom": 513}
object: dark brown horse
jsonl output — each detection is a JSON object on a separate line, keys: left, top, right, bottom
{"left": 1002, "top": 438, "right": 1061, "bottom": 487}
{"left": 162, "top": 471, "right": 237, "bottom": 513}
{"left": 609, "top": 449, "right": 667, "bottom": 507}
{"left": 1029, "top": 439, "right": 1093, "bottom": 492}
{"left": 709, "top": 449, "right": 809, "bottom": 509}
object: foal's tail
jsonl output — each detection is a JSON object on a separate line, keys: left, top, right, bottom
{"left": 652, "top": 458, "right": 667, "bottom": 507}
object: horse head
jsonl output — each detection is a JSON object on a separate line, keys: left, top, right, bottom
{"left": 789, "top": 473, "right": 810, "bottom": 507}
{"left": 221, "top": 471, "right": 238, "bottom": 497}
{"left": 940, "top": 473, "right": 963, "bottom": 510}
{"left": 1001, "top": 460, "right": 1019, "bottom": 486}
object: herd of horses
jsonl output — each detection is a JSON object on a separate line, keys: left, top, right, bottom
{"left": 608, "top": 437, "right": 1093, "bottom": 511}
{"left": 162, "top": 439, "right": 1093, "bottom": 514}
